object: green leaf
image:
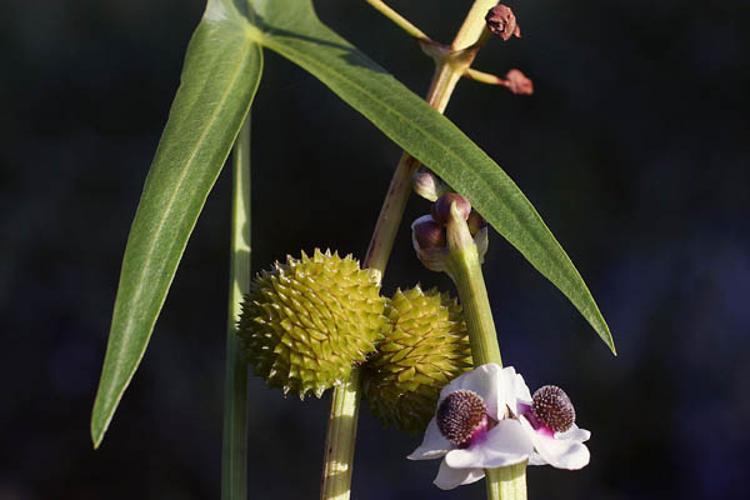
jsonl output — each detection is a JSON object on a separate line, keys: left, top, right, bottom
{"left": 91, "top": 10, "right": 263, "bottom": 448}
{"left": 243, "top": 0, "right": 615, "bottom": 353}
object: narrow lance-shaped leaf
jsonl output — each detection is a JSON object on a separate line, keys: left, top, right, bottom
{"left": 243, "top": 0, "right": 615, "bottom": 353}
{"left": 91, "top": 10, "right": 264, "bottom": 448}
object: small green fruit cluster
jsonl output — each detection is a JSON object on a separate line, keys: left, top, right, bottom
{"left": 237, "top": 249, "right": 388, "bottom": 398}
{"left": 364, "top": 286, "right": 472, "bottom": 433}
{"left": 237, "top": 250, "right": 472, "bottom": 433}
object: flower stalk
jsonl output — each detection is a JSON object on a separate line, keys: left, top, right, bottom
{"left": 442, "top": 202, "right": 500, "bottom": 366}
{"left": 221, "top": 117, "right": 252, "bottom": 500}
{"left": 320, "top": 2, "right": 499, "bottom": 499}
{"left": 442, "top": 203, "right": 527, "bottom": 499}
{"left": 365, "top": 0, "right": 431, "bottom": 42}
{"left": 485, "top": 463, "right": 527, "bottom": 499}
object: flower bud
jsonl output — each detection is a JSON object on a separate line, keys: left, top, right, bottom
{"left": 237, "top": 249, "right": 388, "bottom": 398}
{"left": 412, "top": 215, "right": 449, "bottom": 272}
{"left": 413, "top": 169, "right": 447, "bottom": 202}
{"left": 413, "top": 217, "right": 446, "bottom": 250}
{"left": 432, "top": 193, "right": 472, "bottom": 225}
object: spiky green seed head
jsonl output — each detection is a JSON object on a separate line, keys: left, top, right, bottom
{"left": 237, "top": 249, "right": 388, "bottom": 398}
{"left": 364, "top": 286, "right": 473, "bottom": 433}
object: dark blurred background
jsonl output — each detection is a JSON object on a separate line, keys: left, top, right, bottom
{"left": 1, "top": 0, "right": 748, "bottom": 498}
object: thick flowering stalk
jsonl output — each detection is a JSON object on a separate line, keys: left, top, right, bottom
{"left": 442, "top": 209, "right": 502, "bottom": 368}
{"left": 414, "top": 194, "right": 527, "bottom": 499}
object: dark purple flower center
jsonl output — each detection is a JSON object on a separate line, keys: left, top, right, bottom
{"left": 436, "top": 389, "right": 490, "bottom": 447}
{"left": 531, "top": 385, "right": 576, "bottom": 433}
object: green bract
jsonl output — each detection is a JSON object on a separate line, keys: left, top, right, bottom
{"left": 365, "top": 286, "right": 473, "bottom": 432}
{"left": 238, "top": 249, "right": 387, "bottom": 398}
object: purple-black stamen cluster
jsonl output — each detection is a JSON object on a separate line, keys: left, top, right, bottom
{"left": 437, "top": 389, "right": 487, "bottom": 447}
{"left": 532, "top": 385, "right": 576, "bottom": 433}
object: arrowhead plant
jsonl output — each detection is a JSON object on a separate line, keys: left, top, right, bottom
{"left": 90, "top": 1, "right": 616, "bottom": 499}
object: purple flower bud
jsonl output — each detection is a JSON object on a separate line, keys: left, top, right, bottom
{"left": 413, "top": 217, "right": 446, "bottom": 250}
{"left": 432, "top": 193, "right": 472, "bottom": 225}
{"left": 413, "top": 169, "right": 447, "bottom": 202}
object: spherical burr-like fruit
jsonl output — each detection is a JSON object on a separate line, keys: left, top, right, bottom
{"left": 238, "top": 249, "right": 388, "bottom": 398}
{"left": 364, "top": 286, "right": 473, "bottom": 433}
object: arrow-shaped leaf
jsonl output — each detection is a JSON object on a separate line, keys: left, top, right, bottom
{"left": 91, "top": 9, "right": 263, "bottom": 448}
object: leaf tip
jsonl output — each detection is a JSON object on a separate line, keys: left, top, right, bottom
{"left": 607, "top": 339, "right": 618, "bottom": 357}
{"left": 90, "top": 393, "right": 114, "bottom": 450}
{"left": 90, "top": 421, "right": 105, "bottom": 450}
{"left": 600, "top": 326, "right": 617, "bottom": 356}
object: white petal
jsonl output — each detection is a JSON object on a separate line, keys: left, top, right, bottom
{"left": 510, "top": 368, "right": 533, "bottom": 406}
{"left": 530, "top": 429, "right": 590, "bottom": 470}
{"left": 443, "top": 448, "right": 483, "bottom": 469}
{"left": 408, "top": 418, "right": 452, "bottom": 461}
{"left": 439, "top": 364, "right": 502, "bottom": 419}
{"left": 558, "top": 424, "right": 591, "bottom": 442}
{"left": 444, "top": 420, "right": 532, "bottom": 469}
{"left": 433, "top": 460, "right": 485, "bottom": 490}
{"left": 497, "top": 366, "right": 532, "bottom": 416}
{"left": 528, "top": 451, "right": 547, "bottom": 466}
{"left": 482, "top": 419, "right": 535, "bottom": 467}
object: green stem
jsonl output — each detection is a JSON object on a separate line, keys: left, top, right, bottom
{"left": 366, "top": 0, "right": 432, "bottom": 42}
{"left": 486, "top": 465, "right": 527, "bottom": 500}
{"left": 452, "top": 0, "right": 498, "bottom": 51}
{"left": 320, "top": 3, "right": 499, "bottom": 499}
{"left": 221, "top": 117, "right": 252, "bottom": 500}
{"left": 444, "top": 239, "right": 502, "bottom": 366}
{"left": 465, "top": 67, "right": 506, "bottom": 86}
{"left": 320, "top": 370, "right": 361, "bottom": 500}
{"left": 364, "top": 153, "right": 419, "bottom": 274}
{"left": 444, "top": 215, "right": 527, "bottom": 500}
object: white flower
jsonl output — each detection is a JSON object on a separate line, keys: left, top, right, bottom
{"left": 407, "top": 364, "right": 533, "bottom": 490}
{"left": 517, "top": 385, "right": 591, "bottom": 470}
{"left": 408, "top": 364, "right": 592, "bottom": 490}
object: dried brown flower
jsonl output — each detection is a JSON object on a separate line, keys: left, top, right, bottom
{"left": 504, "top": 69, "right": 534, "bottom": 95}
{"left": 485, "top": 5, "right": 521, "bottom": 41}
